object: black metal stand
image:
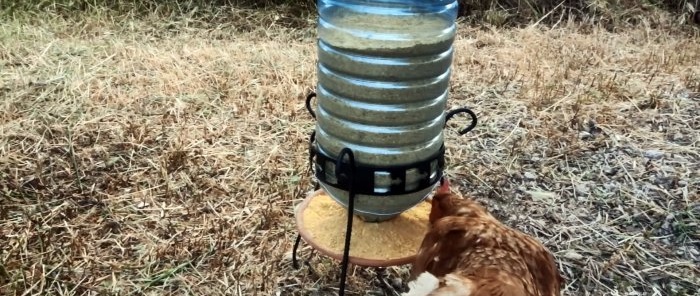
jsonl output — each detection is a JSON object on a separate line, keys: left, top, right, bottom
{"left": 292, "top": 90, "right": 478, "bottom": 295}
{"left": 335, "top": 147, "right": 358, "bottom": 295}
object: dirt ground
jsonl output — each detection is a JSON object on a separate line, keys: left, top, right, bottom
{"left": 1, "top": 5, "right": 699, "bottom": 296}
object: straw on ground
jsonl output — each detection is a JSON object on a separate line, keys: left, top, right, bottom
{"left": 1, "top": 3, "right": 699, "bottom": 296}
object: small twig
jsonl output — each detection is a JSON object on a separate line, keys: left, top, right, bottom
{"left": 529, "top": 0, "right": 566, "bottom": 29}
{"left": 65, "top": 126, "right": 84, "bottom": 193}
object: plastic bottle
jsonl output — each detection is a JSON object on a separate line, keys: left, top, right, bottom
{"left": 314, "top": 0, "right": 458, "bottom": 222}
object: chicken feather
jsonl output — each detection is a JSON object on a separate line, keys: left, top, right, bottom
{"left": 404, "top": 178, "right": 563, "bottom": 296}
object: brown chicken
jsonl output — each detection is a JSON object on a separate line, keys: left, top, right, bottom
{"left": 402, "top": 178, "right": 564, "bottom": 296}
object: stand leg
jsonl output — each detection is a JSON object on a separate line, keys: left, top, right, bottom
{"left": 291, "top": 232, "right": 317, "bottom": 276}
{"left": 292, "top": 234, "right": 303, "bottom": 270}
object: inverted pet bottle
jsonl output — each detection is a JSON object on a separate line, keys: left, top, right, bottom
{"left": 313, "top": 0, "right": 458, "bottom": 222}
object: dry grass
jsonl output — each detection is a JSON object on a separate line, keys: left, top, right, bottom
{"left": 456, "top": 0, "right": 697, "bottom": 26}
{"left": 1, "top": 4, "right": 699, "bottom": 296}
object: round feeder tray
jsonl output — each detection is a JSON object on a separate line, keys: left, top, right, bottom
{"left": 294, "top": 189, "right": 431, "bottom": 267}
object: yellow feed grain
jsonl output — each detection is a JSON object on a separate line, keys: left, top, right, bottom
{"left": 302, "top": 193, "right": 431, "bottom": 261}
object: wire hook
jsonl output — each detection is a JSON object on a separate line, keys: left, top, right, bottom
{"left": 305, "top": 92, "right": 317, "bottom": 119}
{"left": 445, "top": 107, "right": 478, "bottom": 135}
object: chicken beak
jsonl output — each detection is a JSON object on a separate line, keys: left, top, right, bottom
{"left": 437, "top": 176, "right": 450, "bottom": 194}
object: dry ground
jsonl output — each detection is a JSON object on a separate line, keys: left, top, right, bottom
{"left": 1, "top": 6, "right": 699, "bottom": 296}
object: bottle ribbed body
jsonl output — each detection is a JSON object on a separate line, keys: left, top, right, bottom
{"left": 315, "top": 0, "right": 458, "bottom": 221}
